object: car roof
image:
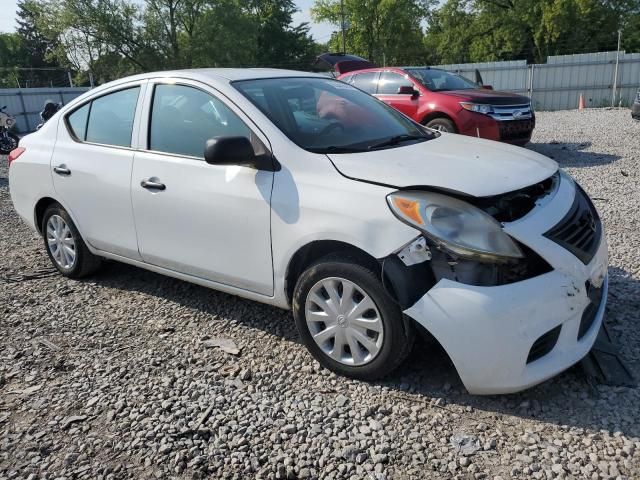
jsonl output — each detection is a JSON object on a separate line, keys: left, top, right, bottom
{"left": 337, "top": 66, "right": 407, "bottom": 77}
{"left": 86, "top": 68, "right": 329, "bottom": 97}
{"left": 115, "top": 68, "right": 326, "bottom": 84}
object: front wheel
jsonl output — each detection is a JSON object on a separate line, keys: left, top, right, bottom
{"left": 425, "top": 117, "right": 457, "bottom": 133}
{"left": 0, "top": 132, "right": 19, "bottom": 155}
{"left": 292, "top": 254, "right": 414, "bottom": 380}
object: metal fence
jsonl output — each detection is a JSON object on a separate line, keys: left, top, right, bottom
{"left": 437, "top": 51, "right": 640, "bottom": 111}
{"left": 0, "top": 87, "right": 90, "bottom": 133}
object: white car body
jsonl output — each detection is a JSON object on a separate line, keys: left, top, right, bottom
{"left": 8, "top": 69, "right": 608, "bottom": 394}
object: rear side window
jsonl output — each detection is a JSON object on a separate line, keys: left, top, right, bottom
{"left": 340, "top": 74, "right": 354, "bottom": 85}
{"left": 352, "top": 72, "right": 378, "bottom": 94}
{"left": 67, "top": 103, "right": 89, "bottom": 141}
{"left": 377, "top": 72, "right": 414, "bottom": 95}
{"left": 149, "top": 84, "right": 255, "bottom": 158}
{"left": 86, "top": 88, "right": 140, "bottom": 147}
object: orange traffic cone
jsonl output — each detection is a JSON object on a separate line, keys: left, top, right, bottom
{"left": 578, "top": 93, "right": 585, "bottom": 110}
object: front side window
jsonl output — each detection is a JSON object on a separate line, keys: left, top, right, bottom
{"left": 85, "top": 87, "right": 140, "bottom": 147}
{"left": 407, "top": 69, "right": 478, "bottom": 92}
{"left": 149, "top": 84, "right": 257, "bottom": 158}
{"left": 233, "top": 77, "right": 433, "bottom": 154}
{"left": 377, "top": 72, "right": 415, "bottom": 95}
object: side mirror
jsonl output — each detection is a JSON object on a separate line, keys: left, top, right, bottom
{"left": 481, "top": 85, "right": 493, "bottom": 90}
{"left": 397, "top": 86, "right": 419, "bottom": 97}
{"left": 204, "top": 136, "right": 277, "bottom": 171}
{"left": 204, "top": 136, "right": 256, "bottom": 167}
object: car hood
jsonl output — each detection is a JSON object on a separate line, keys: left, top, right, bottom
{"left": 327, "top": 134, "right": 558, "bottom": 197}
{"left": 440, "top": 89, "right": 531, "bottom": 105}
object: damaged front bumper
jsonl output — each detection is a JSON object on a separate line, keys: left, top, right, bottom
{"left": 401, "top": 172, "right": 609, "bottom": 394}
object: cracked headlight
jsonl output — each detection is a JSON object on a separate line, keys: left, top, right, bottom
{"left": 387, "top": 191, "right": 524, "bottom": 262}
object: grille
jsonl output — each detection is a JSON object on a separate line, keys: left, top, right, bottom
{"left": 498, "top": 119, "right": 535, "bottom": 141}
{"left": 578, "top": 281, "right": 604, "bottom": 340}
{"left": 489, "top": 104, "right": 533, "bottom": 121}
{"left": 543, "top": 185, "right": 601, "bottom": 265}
{"left": 527, "top": 325, "right": 562, "bottom": 364}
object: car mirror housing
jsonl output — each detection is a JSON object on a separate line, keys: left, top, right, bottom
{"left": 204, "top": 136, "right": 276, "bottom": 171}
{"left": 397, "top": 86, "right": 419, "bottom": 97}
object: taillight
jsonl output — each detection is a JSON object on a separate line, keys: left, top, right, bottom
{"left": 7, "top": 147, "right": 25, "bottom": 167}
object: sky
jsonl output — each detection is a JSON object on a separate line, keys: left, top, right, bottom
{"left": 0, "top": 0, "right": 336, "bottom": 40}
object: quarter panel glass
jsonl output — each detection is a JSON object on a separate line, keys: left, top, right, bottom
{"left": 67, "top": 103, "right": 90, "bottom": 140}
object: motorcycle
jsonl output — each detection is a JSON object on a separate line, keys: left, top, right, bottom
{"left": 36, "top": 100, "right": 62, "bottom": 130}
{"left": 0, "top": 105, "right": 20, "bottom": 155}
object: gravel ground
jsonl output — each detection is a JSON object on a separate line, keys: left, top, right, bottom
{"left": 1, "top": 108, "right": 639, "bottom": 480}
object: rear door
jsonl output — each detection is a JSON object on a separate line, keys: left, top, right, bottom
{"left": 375, "top": 71, "right": 421, "bottom": 119}
{"left": 130, "top": 79, "right": 274, "bottom": 295}
{"left": 51, "top": 82, "right": 145, "bottom": 260}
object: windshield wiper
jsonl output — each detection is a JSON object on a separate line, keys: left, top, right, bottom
{"left": 367, "top": 134, "right": 427, "bottom": 150}
{"left": 308, "top": 145, "right": 368, "bottom": 154}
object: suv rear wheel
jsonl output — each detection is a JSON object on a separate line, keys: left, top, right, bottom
{"left": 292, "top": 254, "right": 413, "bottom": 380}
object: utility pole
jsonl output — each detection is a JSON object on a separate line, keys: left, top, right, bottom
{"left": 340, "top": 0, "right": 346, "bottom": 54}
{"left": 612, "top": 29, "right": 621, "bottom": 107}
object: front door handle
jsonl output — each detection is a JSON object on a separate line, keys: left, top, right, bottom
{"left": 140, "top": 179, "right": 166, "bottom": 191}
{"left": 53, "top": 165, "right": 71, "bottom": 176}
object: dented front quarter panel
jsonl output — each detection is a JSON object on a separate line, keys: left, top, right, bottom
{"left": 403, "top": 171, "right": 609, "bottom": 394}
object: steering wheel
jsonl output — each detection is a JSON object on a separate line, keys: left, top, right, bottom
{"left": 318, "top": 122, "right": 344, "bottom": 137}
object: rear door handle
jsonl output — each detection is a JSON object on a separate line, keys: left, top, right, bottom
{"left": 140, "top": 179, "right": 166, "bottom": 191}
{"left": 53, "top": 165, "right": 71, "bottom": 176}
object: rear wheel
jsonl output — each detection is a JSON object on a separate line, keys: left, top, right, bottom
{"left": 42, "top": 203, "right": 102, "bottom": 278}
{"left": 0, "top": 132, "right": 19, "bottom": 155}
{"left": 293, "top": 254, "right": 413, "bottom": 380}
{"left": 425, "top": 117, "right": 457, "bottom": 133}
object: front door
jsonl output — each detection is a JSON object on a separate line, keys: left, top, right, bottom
{"left": 130, "top": 81, "right": 274, "bottom": 296}
{"left": 375, "top": 71, "right": 421, "bottom": 119}
{"left": 51, "top": 83, "right": 144, "bottom": 260}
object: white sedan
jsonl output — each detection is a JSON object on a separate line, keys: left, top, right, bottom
{"left": 7, "top": 69, "right": 608, "bottom": 394}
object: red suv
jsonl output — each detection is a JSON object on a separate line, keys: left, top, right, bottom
{"left": 338, "top": 67, "right": 535, "bottom": 145}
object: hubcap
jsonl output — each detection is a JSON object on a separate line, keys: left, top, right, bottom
{"left": 305, "top": 277, "right": 384, "bottom": 366}
{"left": 46, "top": 215, "right": 76, "bottom": 269}
{"left": 0, "top": 135, "right": 17, "bottom": 152}
{"left": 432, "top": 124, "right": 449, "bottom": 132}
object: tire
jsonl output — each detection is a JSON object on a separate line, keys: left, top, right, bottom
{"left": 425, "top": 117, "right": 457, "bottom": 133}
{"left": 0, "top": 132, "right": 19, "bottom": 155}
{"left": 292, "top": 253, "right": 414, "bottom": 380}
{"left": 42, "top": 203, "right": 102, "bottom": 278}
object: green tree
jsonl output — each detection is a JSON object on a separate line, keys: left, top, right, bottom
{"left": 16, "top": 0, "right": 60, "bottom": 68}
{"left": 37, "top": 0, "right": 320, "bottom": 82}
{"left": 312, "top": 0, "right": 434, "bottom": 65}
{"left": 424, "top": 0, "right": 637, "bottom": 65}
{"left": 0, "top": 33, "right": 27, "bottom": 87}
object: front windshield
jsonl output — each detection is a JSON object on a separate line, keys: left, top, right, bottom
{"left": 233, "top": 77, "right": 433, "bottom": 153}
{"left": 407, "top": 69, "right": 477, "bottom": 92}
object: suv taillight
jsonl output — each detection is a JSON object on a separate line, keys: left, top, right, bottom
{"left": 7, "top": 147, "right": 25, "bottom": 167}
